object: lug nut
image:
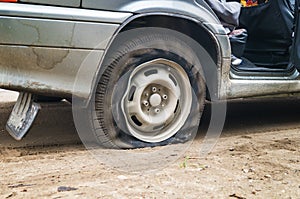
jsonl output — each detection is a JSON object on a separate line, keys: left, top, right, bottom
{"left": 152, "top": 87, "right": 157, "bottom": 92}
{"left": 162, "top": 95, "right": 168, "bottom": 100}
{"left": 143, "top": 101, "right": 149, "bottom": 107}
{"left": 155, "top": 108, "right": 160, "bottom": 113}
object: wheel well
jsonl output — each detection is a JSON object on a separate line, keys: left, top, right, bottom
{"left": 121, "top": 15, "right": 219, "bottom": 65}
{"left": 120, "top": 15, "right": 220, "bottom": 100}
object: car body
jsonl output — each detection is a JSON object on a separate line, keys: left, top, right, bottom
{"left": 0, "top": 0, "right": 299, "bottom": 147}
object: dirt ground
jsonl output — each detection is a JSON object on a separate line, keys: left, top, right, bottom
{"left": 0, "top": 90, "right": 299, "bottom": 198}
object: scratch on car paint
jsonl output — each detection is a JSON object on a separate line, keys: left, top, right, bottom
{"left": 26, "top": 81, "right": 52, "bottom": 89}
{"left": 23, "top": 80, "right": 64, "bottom": 95}
{"left": 70, "top": 23, "right": 76, "bottom": 48}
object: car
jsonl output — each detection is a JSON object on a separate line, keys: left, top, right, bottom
{"left": 0, "top": 0, "right": 298, "bottom": 148}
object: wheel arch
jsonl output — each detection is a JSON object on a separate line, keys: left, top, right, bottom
{"left": 85, "top": 13, "right": 226, "bottom": 106}
{"left": 117, "top": 14, "right": 223, "bottom": 101}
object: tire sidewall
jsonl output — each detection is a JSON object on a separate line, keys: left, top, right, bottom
{"left": 93, "top": 27, "right": 206, "bottom": 148}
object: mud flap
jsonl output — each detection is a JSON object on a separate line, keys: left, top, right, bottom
{"left": 6, "top": 92, "right": 40, "bottom": 140}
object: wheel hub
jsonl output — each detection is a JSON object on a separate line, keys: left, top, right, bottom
{"left": 141, "top": 84, "right": 172, "bottom": 116}
{"left": 149, "top": 93, "right": 162, "bottom": 107}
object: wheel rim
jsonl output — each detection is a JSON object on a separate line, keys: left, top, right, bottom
{"left": 121, "top": 58, "right": 193, "bottom": 143}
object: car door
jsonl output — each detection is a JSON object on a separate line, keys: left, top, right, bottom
{"left": 0, "top": 0, "right": 131, "bottom": 99}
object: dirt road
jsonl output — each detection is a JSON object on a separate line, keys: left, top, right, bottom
{"left": 0, "top": 90, "right": 299, "bottom": 198}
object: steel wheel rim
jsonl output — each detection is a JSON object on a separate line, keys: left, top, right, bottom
{"left": 121, "top": 58, "right": 193, "bottom": 143}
